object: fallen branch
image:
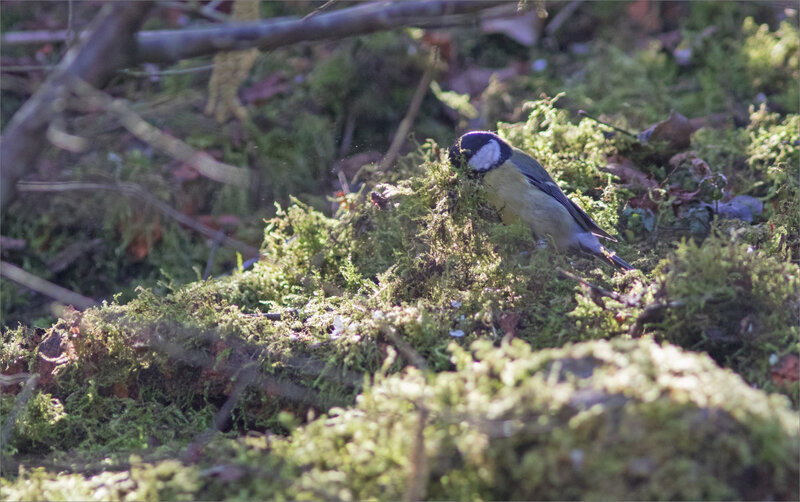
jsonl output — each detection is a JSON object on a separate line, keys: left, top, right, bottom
{"left": 0, "top": 261, "right": 97, "bottom": 310}
{"left": 380, "top": 325, "right": 428, "bottom": 370}
{"left": 404, "top": 404, "right": 430, "bottom": 502}
{"left": 628, "top": 299, "right": 685, "bottom": 338}
{"left": 70, "top": 78, "right": 251, "bottom": 187}
{"left": 379, "top": 49, "right": 438, "bottom": 171}
{"left": 16, "top": 181, "right": 260, "bottom": 258}
{"left": 556, "top": 267, "right": 637, "bottom": 307}
{"left": 0, "top": 373, "right": 39, "bottom": 469}
{"left": 1, "top": 0, "right": 510, "bottom": 209}
{"left": 0, "top": 1, "right": 153, "bottom": 209}
{"left": 1, "top": 30, "right": 72, "bottom": 46}
{"left": 136, "top": 0, "right": 507, "bottom": 64}
{"left": 0, "top": 235, "right": 26, "bottom": 251}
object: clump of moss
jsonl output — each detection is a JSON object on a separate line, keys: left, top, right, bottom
{"left": 5, "top": 339, "right": 797, "bottom": 501}
{"left": 741, "top": 17, "right": 799, "bottom": 112}
{"left": 2, "top": 97, "right": 634, "bottom": 460}
{"left": 648, "top": 232, "right": 799, "bottom": 399}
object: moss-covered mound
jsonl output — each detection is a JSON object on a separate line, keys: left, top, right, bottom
{"left": 3, "top": 339, "right": 798, "bottom": 501}
{"left": 2, "top": 95, "right": 798, "bottom": 499}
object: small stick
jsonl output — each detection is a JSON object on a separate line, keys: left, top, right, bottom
{"left": 545, "top": 0, "right": 583, "bottom": 36}
{"left": 404, "top": 404, "right": 430, "bottom": 502}
{"left": 303, "top": 0, "right": 339, "bottom": 19}
{"left": 378, "top": 50, "right": 439, "bottom": 171}
{"left": 1, "top": 260, "right": 97, "bottom": 310}
{"left": 69, "top": 78, "right": 251, "bottom": 187}
{"left": 578, "top": 110, "right": 638, "bottom": 138}
{"left": 556, "top": 267, "right": 636, "bottom": 306}
{"left": 203, "top": 228, "right": 227, "bottom": 280}
{"left": 380, "top": 325, "right": 428, "bottom": 370}
{"left": 0, "top": 373, "right": 39, "bottom": 465}
{"left": 17, "top": 181, "right": 260, "bottom": 258}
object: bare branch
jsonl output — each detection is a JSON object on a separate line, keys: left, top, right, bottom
{"left": 1, "top": 30, "right": 71, "bottom": 46}
{"left": 0, "top": 1, "right": 153, "bottom": 209}
{"left": 0, "top": 260, "right": 97, "bottom": 310}
{"left": 556, "top": 267, "right": 636, "bottom": 307}
{"left": 0, "top": 373, "right": 39, "bottom": 465}
{"left": 16, "top": 181, "right": 261, "bottom": 258}
{"left": 380, "top": 325, "right": 428, "bottom": 370}
{"left": 69, "top": 78, "right": 251, "bottom": 187}
{"left": 136, "top": 0, "right": 508, "bottom": 64}
{"left": 379, "top": 50, "right": 438, "bottom": 171}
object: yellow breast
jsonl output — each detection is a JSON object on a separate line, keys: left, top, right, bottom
{"left": 483, "top": 163, "right": 576, "bottom": 249}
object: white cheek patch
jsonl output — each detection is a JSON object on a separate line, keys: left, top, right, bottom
{"left": 468, "top": 139, "right": 501, "bottom": 171}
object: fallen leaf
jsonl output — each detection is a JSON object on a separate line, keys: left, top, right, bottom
{"left": 498, "top": 311, "right": 521, "bottom": 338}
{"left": 333, "top": 151, "right": 382, "bottom": 179}
{"left": 112, "top": 381, "right": 130, "bottom": 399}
{"left": 668, "top": 152, "right": 712, "bottom": 182}
{"left": 667, "top": 186, "right": 701, "bottom": 206}
{"left": 481, "top": 9, "right": 542, "bottom": 47}
{"left": 702, "top": 195, "right": 763, "bottom": 223}
{"left": 771, "top": 355, "right": 799, "bottom": 387}
{"left": 627, "top": 0, "right": 660, "bottom": 31}
{"left": 446, "top": 64, "right": 525, "bottom": 97}
{"left": 240, "top": 73, "right": 290, "bottom": 105}
{"left": 638, "top": 110, "right": 695, "bottom": 153}
{"left": 196, "top": 214, "right": 241, "bottom": 231}
{"left": 172, "top": 162, "right": 201, "bottom": 183}
{"left": 603, "top": 155, "right": 658, "bottom": 190}
{"left": 421, "top": 32, "right": 453, "bottom": 64}
{"left": 122, "top": 215, "right": 163, "bottom": 262}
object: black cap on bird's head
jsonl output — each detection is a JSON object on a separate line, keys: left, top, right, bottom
{"left": 448, "top": 131, "right": 512, "bottom": 172}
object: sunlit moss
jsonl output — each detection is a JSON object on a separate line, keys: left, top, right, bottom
{"left": 4, "top": 339, "right": 797, "bottom": 501}
{"left": 651, "top": 232, "right": 800, "bottom": 400}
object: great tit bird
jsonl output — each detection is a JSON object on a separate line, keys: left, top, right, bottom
{"left": 449, "top": 131, "right": 634, "bottom": 270}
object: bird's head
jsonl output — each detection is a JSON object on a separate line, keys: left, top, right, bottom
{"left": 448, "top": 131, "right": 512, "bottom": 172}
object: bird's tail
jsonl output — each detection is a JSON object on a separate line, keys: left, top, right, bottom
{"left": 599, "top": 246, "right": 634, "bottom": 270}
{"left": 575, "top": 232, "right": 635, "bottom": 270}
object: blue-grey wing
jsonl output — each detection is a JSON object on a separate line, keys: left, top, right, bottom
{"left": 509, "top": 150, "right": 615, "bottom": 241}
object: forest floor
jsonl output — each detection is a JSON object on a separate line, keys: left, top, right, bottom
{"left": 1, "top": 1, "right": 798, "bottom": 500}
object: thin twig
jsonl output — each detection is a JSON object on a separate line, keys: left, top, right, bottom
{"left": 0, "top": 1, "right": 153, "bottom": 209}
{"left": 544, "top": 0, "right": 583, "bottom": 36}
{"left": 182, "top": 364, "right": 255, "bottom": 462}
{"left": 303, "top": 0, "right": 340, "bottom": 20}
{"left": 378, "top": 49, "right": 439, "bottom": 171}
{"left": 0, "top": 260, "right": 97, "bottom": 310}
{"left": 577, "top": 110, "right": 638, "bottom": 138}
{"left": 0, "top": 374, "right": 39, "bottom": 463}
{"left": 380, "top": 325, "right": 428, "bottom": 370}
{"left": 556, "top": 267, "right": 636, "bottom": 307}
{"left": 628, "top": 299, "right": 685, "bottom": 338}
{"left": 0, "top": 64, "right": 56, "bottom": 72}
{"left": 203, "top": 228, "right": 227, "bottom": 280}
{"left": 0, "top": 235, "right": 26, "bottom": 251}
{"left": 241, "top": 312, "right": 285, "bottom": 321}
{"left": 158, "top": 0, "right": 230, "bottom": 23}
{"left": 16, "top": 181, "right": 260, "bottom": 258}
{"left": 69, "top": 78, "right": 251, "bottom": 187}
{"left": 1, "top": 30, "right": 71, "bottom": 45}
{"left": 119, "top": 63, "right": 216, "bottom": 77}
{"left": 404, "top": 404, "right": 430, "bottom": 502}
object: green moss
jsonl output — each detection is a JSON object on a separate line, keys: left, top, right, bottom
{"left": 649, "top": 233, "right": 799, "bottom": 400}
{"left": 5, "top": 339, "right": 797, "bottom": 501}
{"left": 741, "top": 18, "right": 799, "bottom": 112}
